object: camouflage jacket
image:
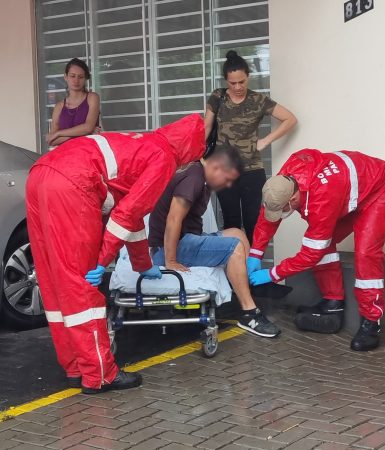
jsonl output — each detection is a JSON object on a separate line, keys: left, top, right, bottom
{"left": 207, "top": 88, "right": 276, "bottom": 171}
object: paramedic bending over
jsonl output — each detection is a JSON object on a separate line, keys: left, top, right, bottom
{"left": 205, "top": 50, "right": 297, "bottom": 244}
{"left": 46, "top": 58, "right": 100, "bottom": 147}
{"left": 26, "top": 114, "right": 205, "bottom": 395}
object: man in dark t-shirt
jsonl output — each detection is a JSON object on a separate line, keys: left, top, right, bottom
{"left": 148, "top": 146, "right": 281, "bottom": 338}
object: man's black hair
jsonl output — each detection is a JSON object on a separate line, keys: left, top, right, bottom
{"left": 209, "top": 144, "right": 244, "bottom": 174}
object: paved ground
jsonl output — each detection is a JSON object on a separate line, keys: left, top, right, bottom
{"left": 2, "top": 309, "right": 385, "bottom": 449}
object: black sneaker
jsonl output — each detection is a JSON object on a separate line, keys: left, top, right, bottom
{"left": 67, "top": 376, "right": 82, "bottom": 388}
{"left": 297, "top": 299, "right": 345, "bottom": 314}
{"left": 237, "top": 312, "right": 281, "bottom": 338}
{"left": 82, "top": 370, "right": 142, "bottom": 394}
{"left": 351, "top": 318, "right": 380, "bottom": 351}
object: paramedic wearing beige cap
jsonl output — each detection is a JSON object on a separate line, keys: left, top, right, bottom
{"left": 246, "top": 149, "right": 385, "bottom": 352}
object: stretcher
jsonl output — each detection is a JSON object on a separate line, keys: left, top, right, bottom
{"left": 107, "top": 203, "right": 231, "bottom": 357}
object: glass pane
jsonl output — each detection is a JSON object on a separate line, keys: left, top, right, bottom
{"left": 100, "top": 85, "right": 145, "bottom": 101}
{"left": 215, "top": 5, "right": 268, "bottom": 24}
{"left": 156, "top": 0, "right": 202, "bottom": 17}
{"left": 159, "top": 80, "right": 203, "bottom": 97}
{"left": 157, "top": 14, "right": 202, "bottom": 34}
{"left": 103, "top": 116, "right": 147, "bottom": 131}
{"left": 160, "top": 97, "right": 204, "bottom": 113}
{"left": 158, "top": 64, "right": 203, "bottom": 81}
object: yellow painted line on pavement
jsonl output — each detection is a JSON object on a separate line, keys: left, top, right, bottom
{"left": 0, "top": 326, "right": 245, "bottom": 422}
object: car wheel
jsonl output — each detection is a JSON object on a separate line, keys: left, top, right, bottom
{"left": 2, "top": 227, "right": 46, "bottom": 329}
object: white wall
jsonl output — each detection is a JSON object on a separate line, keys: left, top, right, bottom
{"left": 268, "top": 0, "right": 385, "bottom": 261}
{"left": 0, "top": 0, "right": 38, "bottom": 151}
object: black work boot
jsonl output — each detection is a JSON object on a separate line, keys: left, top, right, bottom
{"left": 351, "top": 318, "right": 380, "bottom": 351}
{"left": 82, "top": 370, "right": 142, "bottom": 394}
{"left": 297, "top": 298, "right": 345, "bottom": 314}
{"left": 294, "top": 299, "right": 344, "bottom": 334}
{"left": 67, "top": 376, "right": 82, "bottom": 388}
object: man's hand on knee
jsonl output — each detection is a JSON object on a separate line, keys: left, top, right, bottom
{"left": 165, "top": 259, "right": 190, "bottom": 272}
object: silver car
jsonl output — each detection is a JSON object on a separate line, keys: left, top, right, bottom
{"left": 0, "top": 141, "right": 45, "bottom": 328}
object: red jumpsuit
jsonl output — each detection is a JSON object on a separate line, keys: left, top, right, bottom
{"left": 26, "top": 114, "right": 205, "bottom": 389}
{"left": 250, "top": 149, "right": 385, "bottom": 322}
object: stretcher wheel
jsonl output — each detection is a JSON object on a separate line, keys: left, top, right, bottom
{"left": 201, "top": 334, "right": 218, "bottom": 358}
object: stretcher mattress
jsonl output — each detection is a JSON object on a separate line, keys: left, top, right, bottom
{"left": 109, "top": 247, "right": 232, "bottom": 306}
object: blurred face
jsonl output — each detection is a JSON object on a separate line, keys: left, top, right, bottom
{"left": 226, "top": 70, "right": 249, "bottom": 98}
{"left": 204, "top": 160, "right": 239, "bottom": 191}
{"left": 64, "top": 65, "right": 87, "bottom": 92}
{"left": 282, "top": 190, "right": 301, "bottom": 212}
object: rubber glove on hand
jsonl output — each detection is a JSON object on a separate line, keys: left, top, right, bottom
{"left": 249, "top": 269, "right": 272, "bottom": 286}
{"left": 246, "top": 256, "right": 262, "bottom": 276}
{"left": 140, "top": 265, "right": 162, "bottom": 280}
{"left": 85, "top": 265, "right": 106, "bottom": 286}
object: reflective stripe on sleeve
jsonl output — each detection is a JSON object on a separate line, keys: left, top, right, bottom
{"left": 250, "top": 249, "right": 264, "bottom": 257}
{"left": 106, "top": 218, "right": 147, "bottom": 242}
{"left": 102, "top": 190, "right": 115, "bottom": 215}
{"left": 86, "top": 135, "right": 118, "bottom": 180}
{"left": 355, "top": 279, "right": 384, "bottom": 289}
{"left": 316, "top": 252, "right": 340, "bottom": 266}
{"left": 271, "top": 266, "right": 280, "bottom": 281}
{"left": 63, "top": 307, "right": 106, "bottom": 328}
{"left": 335, "top": 151, "right": 358, "bottom": 212}
{"left": 45, "top": 311, "right": 63, "bottom": 323}
{"left": 302, "top": 237, "right": 332, "bottom": 250}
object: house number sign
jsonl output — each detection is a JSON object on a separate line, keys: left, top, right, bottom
{"left": 344, "top": 0, "right": 374, "bottom": 22}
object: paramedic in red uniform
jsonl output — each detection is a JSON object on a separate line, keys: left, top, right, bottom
{"left": 26, "top": 114, "right": 205, "bottom": 394}
{"left": 246, "top": 149, "right": 385, "bottom": 352}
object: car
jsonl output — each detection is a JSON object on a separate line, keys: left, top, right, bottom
{"left": 0, "top": 141, "right": 46, "bottom": 329}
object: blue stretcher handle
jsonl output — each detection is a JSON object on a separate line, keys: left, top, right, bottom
{"left": 135, "top": 269, "right": 187, "bottom": 308}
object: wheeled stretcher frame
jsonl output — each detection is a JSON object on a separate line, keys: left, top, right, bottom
{"left": 107, "top": 270, "right": 219, "bottom": 357}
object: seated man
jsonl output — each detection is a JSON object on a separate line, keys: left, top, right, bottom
{"left": 148, "top": 145, "right": 280, "bottom": 338}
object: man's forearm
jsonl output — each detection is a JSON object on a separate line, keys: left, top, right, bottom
{"left": 164, "top": 218, "right": 183, "bottom": 264}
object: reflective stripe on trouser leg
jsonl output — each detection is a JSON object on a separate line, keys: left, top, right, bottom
{"left": 26, "top": 166, "right": 119, "bottom": 389}
{"left": 353, "top": 195, "right": 385, "bottom": 321}
{"left": 312, "top": 246, "right": 344, "bottom": 300}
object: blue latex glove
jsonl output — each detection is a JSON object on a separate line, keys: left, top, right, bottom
{"left": 140, "top": 265, "right": 162, "bottom": 280}
{"left": 249, "top": 269, "right": 272, "bottom": 286}
{"left": 85, "top": 265, "right": 106, "bottom": 286}
{"left": 247, "top": 256, "right": 262, "bottom": 276}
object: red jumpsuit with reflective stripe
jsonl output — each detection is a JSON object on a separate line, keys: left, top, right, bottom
{"left": 250, "top": 149, "right": 385, "bottom": 322}
{"left": 26, "top": 114, "right": 205, "bottom": 389}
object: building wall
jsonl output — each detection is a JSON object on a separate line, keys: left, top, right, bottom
{"left": 269, "top": 0, "right": 385, "bottom": 260}
{"left": 0, "top": 0, "right": 38, "bottom": 151}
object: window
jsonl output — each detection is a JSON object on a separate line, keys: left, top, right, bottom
{"left": 36, "top": 0, "right": 273, "bottom": 262}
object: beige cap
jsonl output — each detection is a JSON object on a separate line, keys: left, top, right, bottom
{"left": 262, "top": 175, "right": 295, "bottom": 222}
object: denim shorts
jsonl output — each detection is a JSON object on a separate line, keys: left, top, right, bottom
{"left": 151, "top": 232, "right": 240, "bottom": 267}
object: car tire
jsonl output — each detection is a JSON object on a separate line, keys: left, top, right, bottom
{"left": 2, "top": 226, "right": 46, "bottom": 329}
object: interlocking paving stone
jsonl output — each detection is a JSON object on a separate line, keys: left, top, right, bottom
{"left": 231, "top": 435, "right": 285, "bottom": 449}
{"left": 153, "top": 420, "right": 200, "bottom": 434}
{"left": 81, "top": 436, "right": 130, "bottom": 449}
{"left": 345, "top": 422, "right": 385, "bottom": 437}
{"left": 46, "top": 432, "right": 90, "bottom": 449}
{"left": 353, "top": 431, "right": 385, "bottom": 449}
{"left": 307, "top": 430, "right": 359, "bottom": 445}
{"left": 197, "top": 431, "right": 238, "bottom": 449}
{"left": 83, "top": 426, "right": 129, "bottom": 440}
{"left": 157, "top": 430, "right": 204, "bottom": 446}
